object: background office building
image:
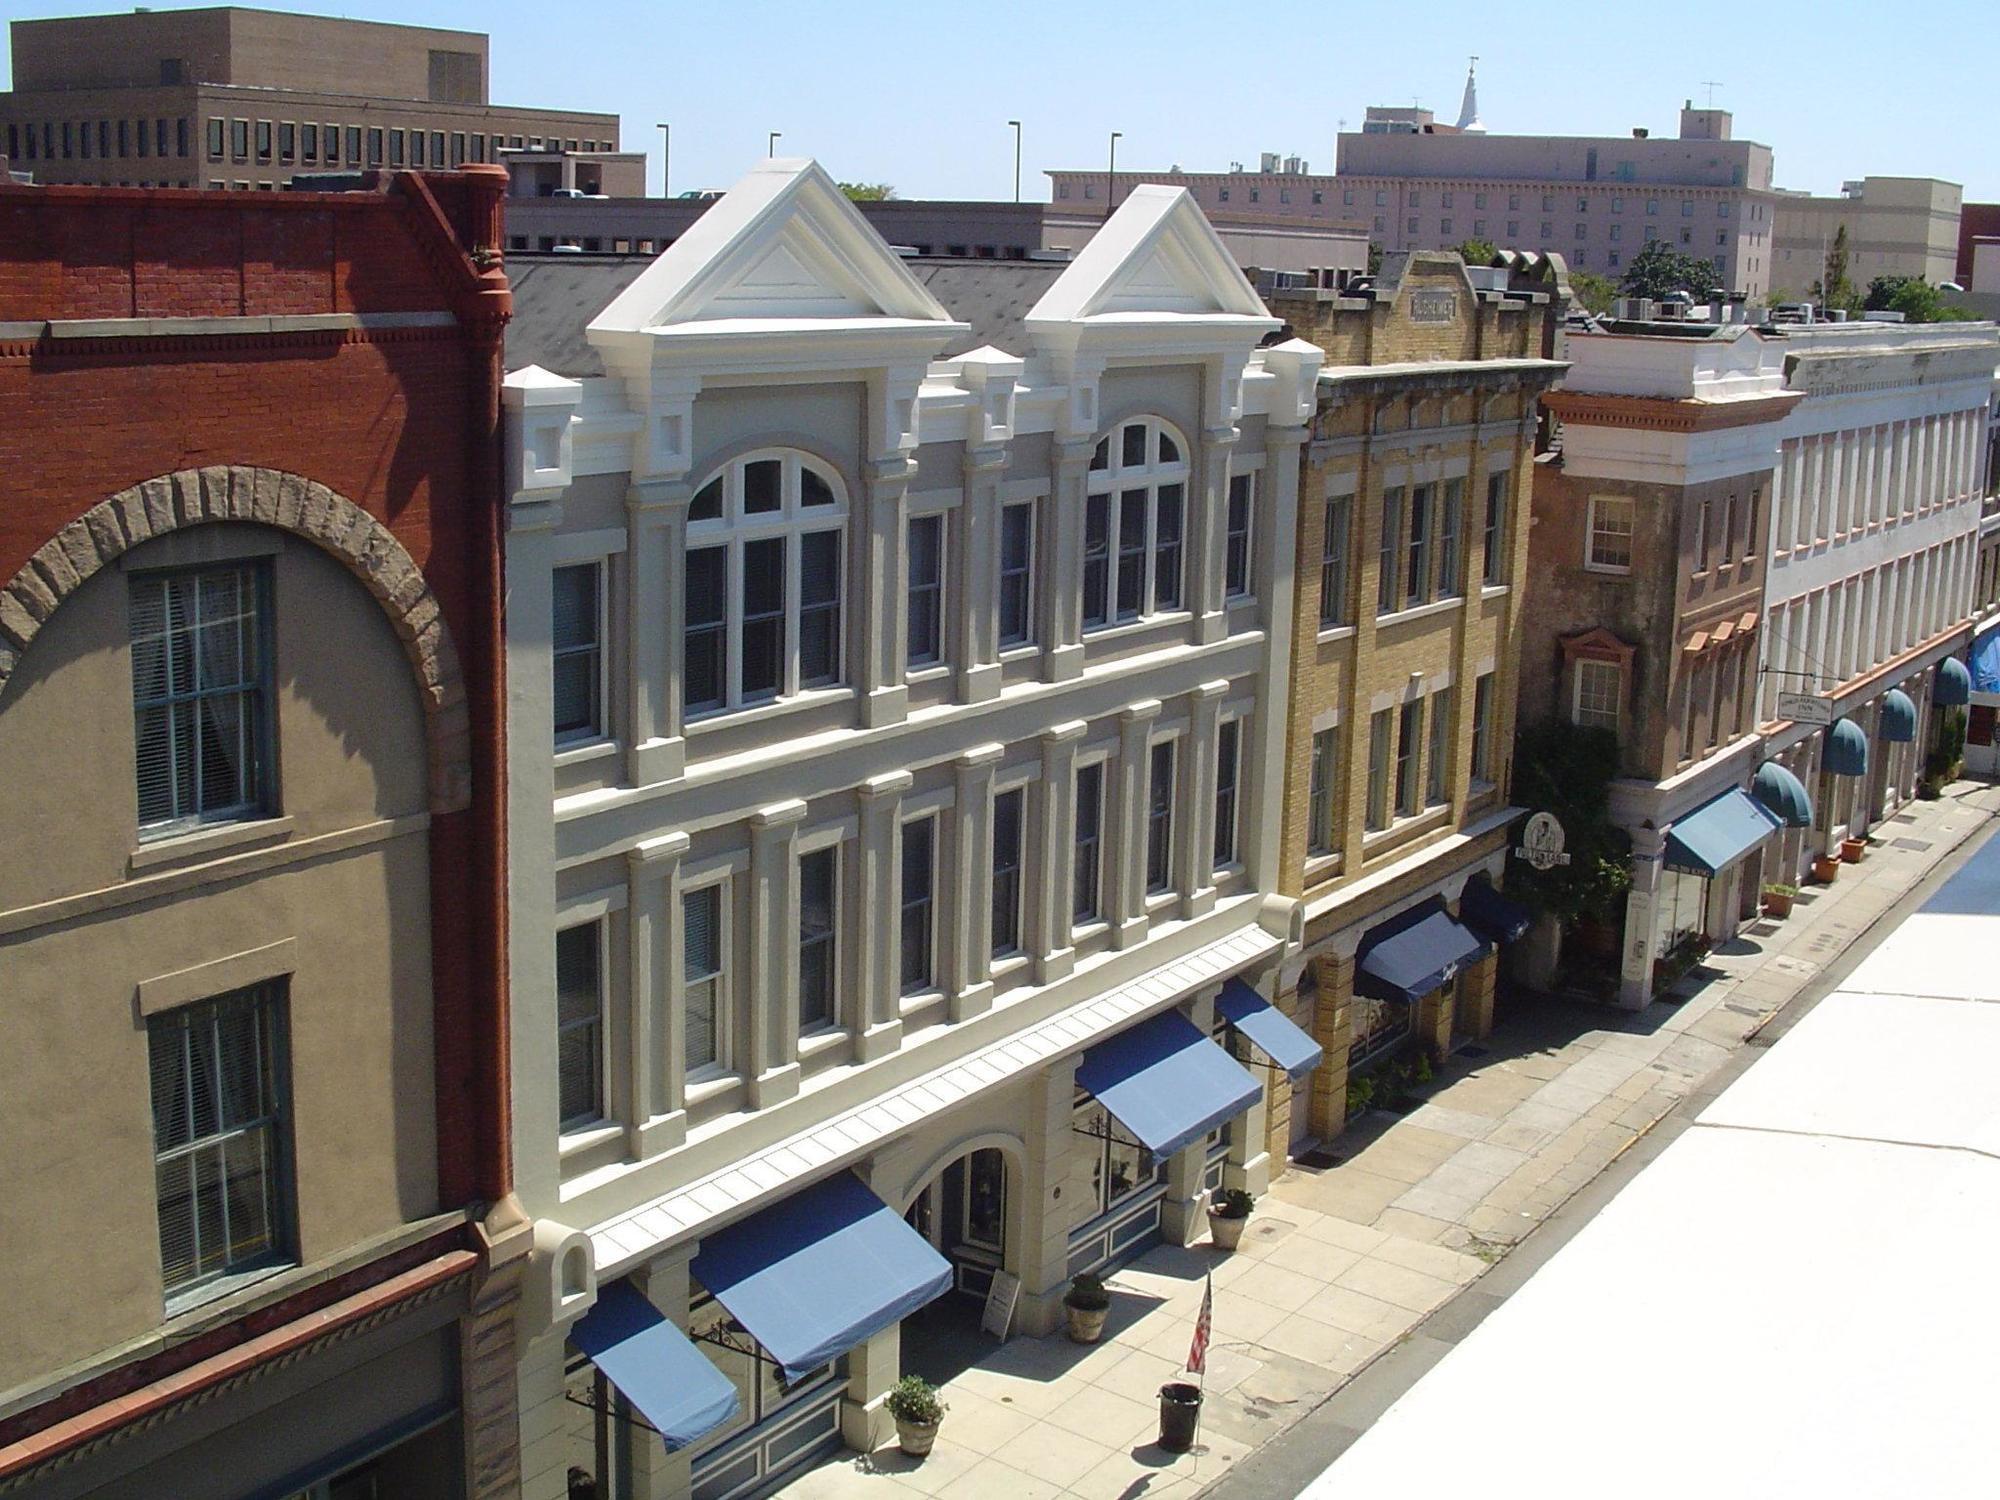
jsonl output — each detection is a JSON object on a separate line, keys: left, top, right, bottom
{"left": 1769, "top": 176, "right": 1963, "bottom": 294}
{"left": 0, "top": 6, "right": 619, "bottom": 190}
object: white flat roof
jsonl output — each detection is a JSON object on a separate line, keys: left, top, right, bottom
{"left": 1304, "top": 834, "right": 2000, "bottom": 1500}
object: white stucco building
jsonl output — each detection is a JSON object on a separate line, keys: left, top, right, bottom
{"left": 497, "top": 160, "right": 1324, "bottom": 1500}
{"left": 1757, "top": 320, "right": 1999, "bottom": 883}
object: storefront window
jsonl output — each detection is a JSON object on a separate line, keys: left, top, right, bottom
{"left": 1651, "top": 867, "right": 1709, "bottom": 956}
{"left": 1072, "top": 1098, "right": 1161, "bottom": 1219}
{"left": 682, "top": 1292, "right": 840, "bottom": 1460}
{"left": 1349, "top": 992, "right": 1415, "bottom": 1069}
{"left": 962, "top": 1148, "right": 1005, "bottom": 1252}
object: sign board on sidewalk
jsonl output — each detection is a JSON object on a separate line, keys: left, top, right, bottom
{"left": 1777, "top": 691, "right": 1834, "bottom": 726}
{"left": 981, "top": 1270, "right": 1021, "bottom": 1341}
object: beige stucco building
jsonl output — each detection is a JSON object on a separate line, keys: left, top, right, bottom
{"left": 1259, "top": 252, "right": 1566, "bottom": 1146}
{"left": 1769, "top": 177, "right": 1963, "bottom": 295}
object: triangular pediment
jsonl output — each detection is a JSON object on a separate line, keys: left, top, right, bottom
{"left": 589, "top": 158, "right": 958, "bottom": 334}
{"left": 1028, "top": 185, "right": 1275, "bottom": 327}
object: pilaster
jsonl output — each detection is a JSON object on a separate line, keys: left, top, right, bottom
{"left": 1044, "top": 438, "right": 1093, "bottom": 683}
{"left": 958, "top": 443, "right": 1008, "bottom": 703}
{"left": 950, "top": 743, "right": 1004, "bottom": 1021}
{"left": 1015, "top": 1060, "right": 1082, "bottom": 1337}
{"left": 624, "top": 479, "right": 690, "bottom": 787}
{"left": 855, "top": 770, "right": 912, "bottom": 1061}
{"left": 1112, "top": 699, "right": 1162, "bottom": 949}
{"left": 748, "top": 799, "right": 807, "bottom": 1108}
{"left": 1181, "top": 680, "right": 1229, "bottom": 920}
{"left": 1193, "top": 424, "right": 1240, "bottom": 645}
{"left": 861, "top": 455, "right": 914, "bottom": 728}
{"left": 625, "top": 832, "right": 689, "bottom": 1156}
{"left": 1035, "top": 721, "right": 1088, "bottom": 985}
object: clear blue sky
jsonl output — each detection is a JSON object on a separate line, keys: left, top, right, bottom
{"left": 6, "top": 0, "right": 1997, "bottom": 201}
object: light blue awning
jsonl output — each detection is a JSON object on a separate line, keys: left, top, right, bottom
{"left": 1973, "top": 629, "right": 2000, "bottom": 695}
{"left": 1935, "top": 655, "right": 1972, "bottom": 707}
{"left": 1825, "top": 717, "right": 1869, "bottom": 778}
{"left": 570, "top": 1280, "right": 740, "bottom": 1451}
{"left": 690, "top": 1173, "right": 952, "bottom": 1382}
{"left": 1216, "top": 977, "right": 1322, "bottom": 1081}
{"left": 1356, "top": 898, "right": 1491, "bottom": 1005}
{"left": 1663, "top": 788, "right": 1782, "bottom": 877}
{"left": 1751, "top": 761, "right": 1814, "bottom": 829}
{"left": 1879, "top": 689, "right": 1917, "bottom": 744}
{"left": 1077, "top": 1008, "right": 1262, "bottom": 1159}
{"left": 1458, "top": 879, "right": 1534, "bottom": 944}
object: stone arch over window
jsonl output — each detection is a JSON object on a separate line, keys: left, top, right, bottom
{"left": 0, "top": 466, "right": 470, "bottom": 813}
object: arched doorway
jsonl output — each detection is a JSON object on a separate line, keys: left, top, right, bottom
{"left": 900, "top": 1146, "right": 1012, "bottom": 1380}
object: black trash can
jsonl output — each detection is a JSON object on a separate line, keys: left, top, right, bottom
{"left": 1158, "top": 1381, "right": 1202, "bottom": 1453}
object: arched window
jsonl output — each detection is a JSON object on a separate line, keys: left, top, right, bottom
{"left": 1083, "top": 417, "right": 1191, "bottom": 629}
{"left": 683, "top": 451, "right": 846, "bottom": 717}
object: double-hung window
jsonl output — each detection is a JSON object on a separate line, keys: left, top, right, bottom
{"left": 991, "top": 788, "right": 1025, "bottom": 956}
{"left": 1225, "top": 473, "right": 1254, "bottom": 598}
{"left": 1426, "top": 689, "right": 1452, "bottom": 805}
{"left": 1573, "top": 659, "right": 1623, "bottom": 733}
{"left": 1072, "top": 762, "right": 1104, "bottom": 924}
{"left": 900, "top": 817, "right": 937, "bottom": 993}
{"left": 149, "top": 983, "right": 289, "bottom": 1306}
{"left": 1377, "top": 486, "right": 1404, "bottom": 614}
{"left": 1482, "top": 471, "right": 1509, "bottom": 583}
{"left": 1436, "top": 478, "right": 1464, "bottom": 597}
{"left": 998, "top": 501, "right": 1035, "bottom": 647}
{"left": 1084, "top": 418, "right": 1191, "bottom": 627}
{"left": 682, "top": 886, "right": 725, "bottom": 1075}
{"left": 551, "top": 562, "right": 602, "bottom": 745}
{"left": 1307, "top": 728, "right": 1337, "bottom": 856}
{"left": 556, "top": 922, "right": 603, "bottom": 1129}
{"left": 1365, "top": 710, "right": 1393, "bottom": 832}
{"left": 1471, "top": 672, "right": 1496, "bottom": 782}
{"left": 1146, "top": 740, "right": 1175, "bottom": 893}
{"left": 1587, "top": 494, "right": 1635, "bottom": 572}
{"left": 1320, "top": 491, "right": 1353, "bottom": 627}
{"left": 798, "top": 847, "right": 837, "bottom": 1033}
{"left": 1214, "top": 720, "right": 1241, "bottom": 867}
{"left": 1405, "top": 482, "right": 1434, "bottom": 607}
{"left": 1395, "top": 700, "right": 1423, "bottom": 817}
{"left": 130, "top": 563, "right": 271, "bottom": 837}
{"left": 683, "top": 453, "right": 846, "bottom": 716}
{"left": 907, "top": 513, "right": 944, "bottom": 669}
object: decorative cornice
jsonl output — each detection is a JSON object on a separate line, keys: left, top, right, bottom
{"left": 1544, "top": 388, "right": 1801, "bottom": 434}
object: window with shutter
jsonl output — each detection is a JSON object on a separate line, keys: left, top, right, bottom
{"left": 129, "top": 564, "right": 270, "bottom": 838}
{"left": 148, "top": 983, "right": 288, "bottom": 1306}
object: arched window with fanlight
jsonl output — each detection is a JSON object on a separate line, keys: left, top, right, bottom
{"left": 683, "top": 450, "right": 846, "bottom": 718}
{"left": 1083, "top": 417, "right": 1192, "bottom": 630}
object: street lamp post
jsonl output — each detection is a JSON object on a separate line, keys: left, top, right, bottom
{"left": 768, "top": 131, "right": 782, "bottom": 158}
{"left": 655, "top": 121, "right": 670, "bottom": 198}
{"left": 1108, "top": 130, "right": 1121, "bottom": 212}
{"left": 1008, "top": 119, "right": 1022, "bottom": 203}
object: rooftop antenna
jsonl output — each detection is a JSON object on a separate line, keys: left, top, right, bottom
{"left": 1700, "top": 81, "right": 1723, "bottom": 107}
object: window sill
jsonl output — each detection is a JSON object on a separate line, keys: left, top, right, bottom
{"left": 558, "top": 1119, "right": 623, "bottom": 1161}
{"left": 1582, "top": 563, "right": 1632, "bottom": 577}
{"left": 553, "top": 736, "right": 619, "bottom": 769}
{"left": 1374, "top": 595, "right": 1465, "bottom": 629}
{"left": 129, "top": 815, "right": 294, "bottom": 875}
{"left": 684, "top": 1071, "right": 743, "bottom": 1111}
{"left": 998, "top": 641, "right": 1038, "bottom": 662}
{"left": 1144, "top": 888, "right": 1178, "bottom": 915}
{"left": 1082, "top": 609, "right": 1193, "bottom": 644}
{"left": 1480, "top": 582, "right": 1510, "bottom": 600}
{"left": 797, "top": 1027, "right": 850, "bottom": 1064}
{"left": 1069, "top": 918, "right": 1111, "bottom": 946}
{"left": 1304, "top": 850, "right": 1344, "bottom": 881}
{"left": 991, "top": 952, "right": 1031, "bottom": 983}
{"left": 1361, "top": 804, "right": 1451, "bottom": 854}
{"left": 905, "top": 662, "right": 951, "bottom": 685}
{"left": 1316, "top": 623, "right": 1357, "bottom": 645}
{"left": 686, "top": 685, "right": 854, "bottom": 736}
{"left": 164, "top": 1259, "right": 293, "bottom": 1320}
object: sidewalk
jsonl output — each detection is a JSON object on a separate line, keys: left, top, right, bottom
{"left": 777, "top": 781, "right": 2000, "bottom": 1500}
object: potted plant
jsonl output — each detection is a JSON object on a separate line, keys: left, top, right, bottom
{"left": 1811, "top": 852, "right": 1842, "bottom": 884}
{"left": 884, "top": 1375, "right": 946, "bottom": 1458}
{"left": 1063, "top": 1272, "right": 1111, "bottom": 1344}
{"left": 1840, "top": 836, "right": 1867, "bottom": 863}
{"left": 1763, "top": 883, "right": 1797, "bottom": 919}
{"left": 1207, "top": 1187, "right": 1255, "bottom": 1251}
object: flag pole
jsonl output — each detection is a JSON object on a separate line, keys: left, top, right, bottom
{"left": 1192, "top": 1271, "right": 1210, "bottom": 1477}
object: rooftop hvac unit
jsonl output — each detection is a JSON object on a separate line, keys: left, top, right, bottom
{"left": 1260, "top": 151, "right": 1280, "bottom": 173}
{"left": 1614, "top": 297, "right": 1654, "bottom": 321}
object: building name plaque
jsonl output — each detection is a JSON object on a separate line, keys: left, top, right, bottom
{"left": 1409, "top": 290, "right": 1459, "bottom": 324}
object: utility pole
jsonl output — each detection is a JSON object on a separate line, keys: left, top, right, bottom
{"left": 655, "top": 122, "right": 670, "bottom": 198}
{"left": 1008, "top": 120, "right": 1022, "bottom": 203}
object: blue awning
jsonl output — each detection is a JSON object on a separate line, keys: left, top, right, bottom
{"left": 1751, "top": 760, "right": 1814, "bottom": 829}
{"left": 1824, "top": 717, "right": 1869, "bottom": 777}
{"left": 1458, "top": 879, "right": 1533, "bottom": 944}
{"left": 1077, "top": 1008, "right": 1262, "bottom": 1159}
{"left": 1216, "top": 977, "right": 1322, "bottom": 1081}
{"left": 1935, "top": 655, "right": 1972, "bottom": 707}
{"left": 690, "top": 1173, "right": 952, "bottom": 1382}
{"left": 1356, "top": 898, "right": 1491, "bottom": 1005}
{"left": 1973, "top": 629, "right": 2000, "bottom": 695}
{"left": 1879, "top": 688, "right": 1917, "bottom": 744}
{"left": 1663, "top": 788, "right": 1782, "bottom": 876}
{"left": 570, "top": 1280, "right": 740, "bottom": 1451}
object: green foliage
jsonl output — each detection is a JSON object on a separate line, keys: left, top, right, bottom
{"left": 1809, "top": 225, "right": 1862, "bottom": 313}
{"left": 1345, "top": 1076, "right": 1375, "bottom": 1117}
{"left": 1064, "top": 1272, "right": 1111, "bottom": 1311}
{"left": 1864, "top": 275, "right": 1973, "bottom": 323}
{"left": 1412, "top": 1051, "right": 1434, "bottom": 1085}
{"left": 1569, "top": 269, "right": 1619, "bottom": 316}
{"left": 837, "top": 181, "right": 896, "bottom": 201}
{"left": 1210, "top": 1187, "right": 1256, "bottom": 1219}
{"left": 1507, "top": 718, "right": 1633, "bottom": 923}
{"left": 1655, "top": 931, "right": 1712, "bottom": 986}
{"left": 1763, "top": 883, "right": 1799, "bottom": 898}
{"left": 1454, "top": 237, "right": 1497, "bottom": 266}
{"left": 1620, "top": 241, "right": 1720, "bottom": 301}
{"left": 885, "top": 1375, "right": 946, "bottom": 1425}
{"left": 1863, "top": 274, "right": 1918, "bottom": 311}
{"left": 1927, "top": 706, "right": 1968, "bottom": 782}
{"left": 1367, "top": 241, "right": 1385, "bottom": 276}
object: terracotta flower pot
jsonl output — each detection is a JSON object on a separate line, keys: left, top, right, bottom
{"left": 1840, "top": 838, "right": 1866, "bottom": 864}
{"left": 1207, "top": 1208, "right": 1249, "bottom": 1251}
{"left": 1811, "top": 854, "right": 1842, "bottom": 884}
{"left": 1763, "top": 891, "right": 1794, "bottom": 919}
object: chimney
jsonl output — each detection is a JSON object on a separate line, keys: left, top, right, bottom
{"left": 1633, "top": 127, "right": 1649, "bottom": 139}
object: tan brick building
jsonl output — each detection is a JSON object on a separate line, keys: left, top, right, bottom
{"left": 1259, "top": 252, "right": 1567, "bottom": 1154}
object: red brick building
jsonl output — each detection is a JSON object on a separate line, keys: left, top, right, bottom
{"left": 0, "top": 170, "right": 521, "bottom": 1497}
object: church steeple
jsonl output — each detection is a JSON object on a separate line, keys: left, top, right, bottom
{"left": 1456, "top": 56, "right": 1485, "bottom": 133}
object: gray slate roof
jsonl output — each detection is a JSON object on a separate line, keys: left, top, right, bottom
{"left": 503, "top": 254, "right": 1068, "bottom": 378}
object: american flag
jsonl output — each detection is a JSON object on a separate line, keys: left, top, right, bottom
{"left": 1186, "top": 1274, "right": 1212, "bottom": 1374}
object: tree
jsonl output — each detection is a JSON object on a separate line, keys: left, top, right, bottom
{"left": 1507, "top": 718, "right": 1633, "bottom": 925}
{"left": 1865, "top": 275, "right": 1973, "bottom": 324}
{"left": 1569, "top": 270, "right": 1618, "bottom": 317}
{"left": 1864, "top": 274, "right": 1917, "bottom": 311}
{"left": 1619, "top": 241, "right": 1720, "bottom": 301}
{"left": 837, "top": 182, "right": 896, "bottom": 201}
{"left": 1367, "top": 241, "right": 1384, "bottom": 276}
{"left": 1453, "top": 237, "right": 1497, "bottom": 266}
{"left": 1809, "top": 224, "right": 1861, "bottom": 313}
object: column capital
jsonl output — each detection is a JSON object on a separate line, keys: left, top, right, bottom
{"left": 1263, "top": 422, "right": 1311, "bottom": 451}
{"left": 1205, "top": 423, "right": 1242, "bottom": 447}
{"left": 957, "top": 741, "right": 1006, "bottom": 771}
{"left": 1042, "top": 719, "right": 1089, "bottom": 747}
{"left": 627, "top": 477, "right": 693, "bottom": 515}
{"left": 751, "top": 798, "right": 809, "bottom": 829}
{"left": 1193, "top": 678, "right": 1230, "bottom": 702}
{"left": 1055, "top": 436, "right": 1099, "bottom": 467}
{"left": 867, "top": 454, "right": 917, "bottom": 487}
{"left": 627, "top": 830, "right": 690, "bottom": 871}
{"left": 861, "top": 768, "right": 915, "bottom": 801}
{"left": 963, "top": 442, "right": 1009, "bottom": 477}
{"left": 1120, "top": 697, "right": 1163, "bottom": 726}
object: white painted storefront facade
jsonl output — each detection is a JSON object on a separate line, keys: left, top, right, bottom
{"left": 499, "top": 161, "right": 1324, "bottom": 1499}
